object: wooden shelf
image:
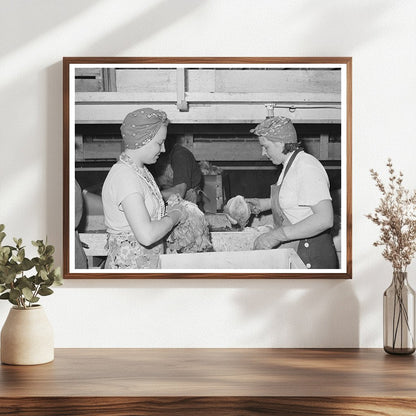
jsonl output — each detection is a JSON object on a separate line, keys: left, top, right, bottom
{"left": 1, "top": 348, "right": 415, "bottom": 415}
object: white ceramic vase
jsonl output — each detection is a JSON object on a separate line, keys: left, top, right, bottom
{"left": 1, "top": 305, "right": 54, "bottom": 365}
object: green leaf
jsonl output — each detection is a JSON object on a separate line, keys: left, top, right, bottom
{"left": 8, "top": 263, "right": 20, "bottom": 276}
{"left": 17, "top": 248, "right": 25, "bottom": 263}
{"left": 0, "top": 224, "right": 5, "bottom": 232}
{"left": 3, "top": 245, "right": 16, "bottom": 251}
{"left": 0, "top": 291, "right": 17, "bottom": 306}
{"left": 39, "top": 269, "right": 48, "bottom": 281}
{"left": 42, "top": 256, "right": 54, "bottom": 266}
{"left": 27, "top": 275, "right": 36, "bottom": 283}
{"left": 22, "top": 287, "right": 34, "bottom": 301}
{"left": 17, "top": 276, "right": 35, "bottom": 291}
{"left": 0, "top": 285, "right": 6, "bottom": 294}
{"left": 8, "top": 297, "right": 18, "bottom": 306}
{"left": 0, "top": 246, "right": 11, "bottom": 257}
{"left": 20, "top": 258, "right": 34, "bottom": 271}
{"left": 42, "top": 276, "right": 55, "bottom": 287}
{"left": 38, "top": 287, "right": 54, "bottom": 296}
{"left": 52, "top": 267, "right": 63, "bottom": 285}
{"left": 9, "top": 288, "right": 21, "bottom": 301}
{"left": 13, "top": 237, "right": 22, "bottom": 248}
{"left": 0, "top": 246, "right": 9, "bottom": 253}
{"left": 0, "top": 264, "right": 8, "bottom": 276}
{"left": 0, "top": 232, "right": 6, "bottom": 244}
{"left": 1, "top": 270, "right": 17, "bottom": 285}
{"left": 34, "top": 274, "right": 43, "bottom": 285}
{"left": 45, "top": 245, "right": 55, "bottom": 256}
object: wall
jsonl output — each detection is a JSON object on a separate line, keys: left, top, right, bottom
{"left": 1, "top": 0, "right": 415, "bottom": 348}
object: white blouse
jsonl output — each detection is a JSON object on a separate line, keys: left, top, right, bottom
{"left": 277, "top": 151, "right": 332, "bottom": 225}
{"left": 102, "top": 163, "right": 162, "bottom": 233}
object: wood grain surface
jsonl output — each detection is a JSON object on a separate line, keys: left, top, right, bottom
{"left": 1, "top": 348, "right": 415, "bottom": 415}
{"left": 1, "top": 397, "right": 416, "bottom": 416}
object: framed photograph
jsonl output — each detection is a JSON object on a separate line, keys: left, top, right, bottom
{"left": 63, "top": 57, "right": 352, "bottom": 279}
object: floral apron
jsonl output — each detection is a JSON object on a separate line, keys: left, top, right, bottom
{"left": 105, "top": 154, "right": 165, "bottom": 269}
{"left": 271, "top": 150, "right": 338, "bottom": 269}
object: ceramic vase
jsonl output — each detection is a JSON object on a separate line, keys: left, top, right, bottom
{"left": 1, "top": 305, "right": 54, "bottom": 365}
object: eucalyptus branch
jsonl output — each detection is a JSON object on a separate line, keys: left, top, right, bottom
{"left": 0, "top": 224, "right": 62, "bottom": 309}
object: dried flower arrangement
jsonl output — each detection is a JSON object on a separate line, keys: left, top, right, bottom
{"left": 367, "top": 159, "right": 416, "bottom": 354}
{"left": 366, "top": 159, "right": 416, "bottom": 272}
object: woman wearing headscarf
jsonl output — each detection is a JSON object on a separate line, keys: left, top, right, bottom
{"left": 102, "top": 108, "right": 186, "bottom": 269}
{"left": 246, "top": 116, "right": 338, "bottom": 269}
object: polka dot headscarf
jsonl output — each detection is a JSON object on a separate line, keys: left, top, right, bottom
{"left": 120, "top": 108, "right": 169, "bottom": 149}
{"left": 250, "top": 116, "right": 297, "bottom": 143}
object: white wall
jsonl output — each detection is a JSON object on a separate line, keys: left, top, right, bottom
{"left": 1, "top": 0, "right": 415, "bottom": 348}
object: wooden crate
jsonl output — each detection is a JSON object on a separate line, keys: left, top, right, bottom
{"left": 201, "top": 174, "right": 223, "bottom": 213}
{"left": 211, "top": 230, "right": 260, "bottom": 252}
{"left": 159, "top": 248, "right": 306, "bottom": 270}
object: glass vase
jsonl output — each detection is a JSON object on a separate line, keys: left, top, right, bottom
{"left": 383, "top": 271, "right": 415, "bottom": 355}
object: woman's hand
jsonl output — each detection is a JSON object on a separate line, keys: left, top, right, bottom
{"left": 253, "top": 227, "right": 288, "bottom": 250}
{"left": 253, "top": 230, "right": 281, "bottom": 250}
{"left": 121, "top": 193, "right": 184, "bottom": 247}
{"left": 245, "top": 198, "right": 262, "bottom": 215}
{"left": 165, "top": 204, "right": 188, "bottom": 226}
{"left": 245, "top": 198, "right": 271, "bottom": 215}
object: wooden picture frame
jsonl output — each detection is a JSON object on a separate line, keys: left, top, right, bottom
{"left": 63, "top": 57, "right": 352, "bottom": 279}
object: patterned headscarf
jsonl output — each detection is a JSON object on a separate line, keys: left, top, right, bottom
{"left": 120, "top": 108, "right": 169, "bottom": 149}
{"left": 250, "top": 116, "right": 297, "bottom": 143}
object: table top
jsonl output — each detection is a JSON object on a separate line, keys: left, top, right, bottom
{"left": 1, "top": 348, "right": 415, "bottom": 398}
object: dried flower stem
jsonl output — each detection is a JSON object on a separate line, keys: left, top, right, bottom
{"left": 366, "top": 159, "right": 416, "bottom": 272}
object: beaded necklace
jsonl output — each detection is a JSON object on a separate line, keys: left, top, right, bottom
{"left": 119, "top": 152, "right": 165, "bottom": 220}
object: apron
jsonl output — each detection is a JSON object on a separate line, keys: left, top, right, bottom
{"left": 106, "top": 231, "right": 163, "bottom": 269}
{"left": 271, "top": 150, "right": 338, "bottom": 269}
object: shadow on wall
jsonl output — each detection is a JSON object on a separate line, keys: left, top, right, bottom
{"left": 57, "top": 277, "right": 359, "bottom": 348}
{"left": 45, "top": 0, "right": 205, "bottom": 263}
{"left": 291, "top": 0, "right": 394, "bottom": 51}
{"left": 1, "top": 0, "right": 204, "bottom": 56}
{"left": 83, "top": 0, "right": 205, "bottom": 55}
{"left": 1, "top": 0, "right": 102, "bottom": 56}
{"left": 233, "top": 280, "right": 359, "bottom": 348}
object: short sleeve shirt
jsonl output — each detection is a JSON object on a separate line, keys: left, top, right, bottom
{"left": 170, "top": 144, "right": 202, "bottom": 190}
{"left": 102, "top": 162, "right": 161, "bottom": 233}
{"left": 277, "top": 151, "right": 331, "bottom": 224}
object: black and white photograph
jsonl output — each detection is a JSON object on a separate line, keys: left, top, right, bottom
{"left": 64, "top": 58, "right": 352, "bottom": 278}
